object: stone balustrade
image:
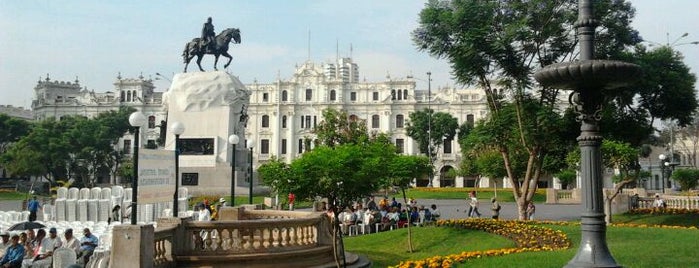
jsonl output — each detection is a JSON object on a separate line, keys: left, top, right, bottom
{"left": 637, "top": 195, "right": 699, "bottom": 209}
{"left": 546, "top": 188, "right": 581, "bottom": 204}
{"left": 111, "top": 206, "right": 345, "bottom": 267}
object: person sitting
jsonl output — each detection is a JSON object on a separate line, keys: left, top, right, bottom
{"left": 76, "top": 228, "right": 98, "bottom": 265}
{"left": 420, "top": 205, "right": 431, "bottom": 224}
{"left": 409, "top": 206, "right": 420, "bottom": 225}
{"left": 430, "top": 204, "right": 441, "bottom": 221}
{"left": 59, "top": 229, "right": 79, "bottom": 255}
{"left": 22, "top": 228, "right": 61, "bottom": 268}
{"left": 653, "top": 194, "right": 666, "bottom": 209}
{"left": 390, "top": 197, "right": 399, "bottom": 208}
{"left": 340, "top": 208, "right": 357, "bottom": 235}
{"left": 0, "top": 231, "right": 10, "bottom": 257}
{"left": 0, "top": 235, "right": 25, "bottom": 268}
{"left": 378, "top": 197, "right": 389, "bottom": 209}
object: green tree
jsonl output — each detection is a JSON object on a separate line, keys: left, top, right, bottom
{"left": 616, "top": 45, "right": 698, "bottom": 128}
{"left": 313, "top": 108, "right": 369, "bottom": 147}
{"left": 0, "top": 114, "right": 31, "bottom": 157}
{"left": 670, "top": 169, "right": 699, "bottom": 192}
{"left": 386, "top": 155, "right": 431, "bottom": 252}
{"left": 555, "top": 169, "right": 577, "bottom": 190}
{"left": 413, "top": 0, "right": 639, "bottom": 219}
{"left": 405, "top": 109, "right": 458, "bottom": 156}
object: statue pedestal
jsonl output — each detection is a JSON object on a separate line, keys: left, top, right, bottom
{"left": 164, "top": 71, "right": 250, "bottom": 195}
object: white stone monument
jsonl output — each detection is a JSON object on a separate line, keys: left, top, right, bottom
{"left": 163, "top": 71, "right": 250, "bottom": 195}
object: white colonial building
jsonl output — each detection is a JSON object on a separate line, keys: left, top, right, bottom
{"left": 244, "top": 58, "right": 491, "bottom": 188}
{"left": 31, "top": 74, "right": 168, "bottom": 184}
{"left": 26, "top": 57, "right": 564, "bottom": 191}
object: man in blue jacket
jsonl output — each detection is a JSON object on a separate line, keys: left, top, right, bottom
{"left": 0, "top": 235, "right": 24, "bottom": 268}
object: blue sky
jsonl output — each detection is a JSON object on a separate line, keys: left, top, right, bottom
{"left": 1, "top": 0, "right": 698, "bottom": 108}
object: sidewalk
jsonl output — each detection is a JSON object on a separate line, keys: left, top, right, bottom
{"left": 389, "top": 199, "right": 583, "bottom": 221}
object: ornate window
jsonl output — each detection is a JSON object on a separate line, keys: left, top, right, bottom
{"left": 261, "top": 115, "right": 269, "bottom": 128}
{"left": 396, "top": 139, "right": 404, "bottom": 154}
{"left": 371, "top": 115, "right": 380, "bottom": 129}
{"left": 396, "top": 114, "right": 404, "bottom": 128}
{"left": 282, "top": 115, "right": 287, "bottom": 128}
{"left": 282, "top": 90, "right": 288, "bottom": 101}
{"left": 148, "top": 116, "right": 156, "bottom": 129}
{"left": 372, "top": 92, "right": 379, "bottom": 101}
{"left": 305, "top": 89, "right": 312, "bottom": 101}
{"left": 261, "top": 139, "right": 270, "bottom": 154}
{"left": 350, "top": 92, "right": 357, "bottom": 101}
{"left": 330, "top": 90, "right": 336, "bottom": 101}
{"left": 281, "top": 139, "right": 287, "bottom": 155}
{"left": 466, "top": 114, "right": 475, "bottom": 126}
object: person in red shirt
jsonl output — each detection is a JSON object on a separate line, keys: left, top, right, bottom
{"left": 288, "top": 193, "right": 295, "bottom": 211}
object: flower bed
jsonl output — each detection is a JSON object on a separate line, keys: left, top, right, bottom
{"left": 627, "top": 208, "right": 699, "bottom": 215}
{"left": 390, "top": 219, "right": 570, "bottom": 268}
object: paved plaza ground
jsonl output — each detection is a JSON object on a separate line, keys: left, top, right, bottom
{"left": 0, "top": 198, "right": 584, "bottom": 221}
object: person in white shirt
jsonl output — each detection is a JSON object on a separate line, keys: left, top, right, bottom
{"left": 60, "top": 229, "right": 80, "bottom": 254}
{"left": 197, "top": 204, "right": 211, "bottom": 222}
{"left": 22, "top": 228, "right": 62, "bottom": 268}
{"left": 653, "top": 194, "right": 666, "bottom": 208}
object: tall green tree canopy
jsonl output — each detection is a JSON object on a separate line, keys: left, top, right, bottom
{"left": 405, "top": 109, "right": 458, "bottom": 155}
{"left": 0, "top": 114, "right": 31, "bottom": 155}
{"left": 1, "top": 107, "right": 134, "bottom": 186}
{"left": 616, "top": 45, "right": 698, "bottom": 128}
{"left": 413, "top": 0, "right": 639, "bottom": 219}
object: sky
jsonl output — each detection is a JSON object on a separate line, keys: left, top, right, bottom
{"left": 1, "top": 0, "right": 698, "bottom": 109}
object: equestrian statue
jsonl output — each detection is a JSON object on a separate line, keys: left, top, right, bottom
{"left": 182, "top": 17, "right": 241, "bottom": 72}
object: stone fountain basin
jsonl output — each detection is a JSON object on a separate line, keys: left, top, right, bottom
{"left": 534, "top": 60, "right": 641, "bottom": 91}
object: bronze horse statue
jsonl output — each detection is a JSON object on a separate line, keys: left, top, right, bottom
{"left": 182, "top": 28, "right": 241, "bottom": 72}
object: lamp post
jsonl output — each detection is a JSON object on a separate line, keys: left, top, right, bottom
{"left": 426, "top": 71, "right": 433, "bottom": 187}
{"left": 170, "top": 122, "right": 185, "bottom": 217}
{"left": 228, "top": 134, "right": 240, "bottom": 207}
{"left": 128, "top": 111, "right": 147, "bottom": 225}
{"left": 659, "top": 154, "right": 667, "bottom": 193}
{"left": 534, "top": 1, "right": 640, "bottom": 266}
{"left": 247, "top": 138, "right": 255, "bottom": 204}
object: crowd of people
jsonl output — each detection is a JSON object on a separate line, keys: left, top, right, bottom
{"left": 0, "top": 227, "right": 97, "bottom": 268}
{"left": 322, "top": 196, "right": 442, "bottom": 235}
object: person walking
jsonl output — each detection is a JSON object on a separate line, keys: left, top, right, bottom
{"left": 26, "top": 197, "right": 41, "bottom": 222}
{"left": 288, "top": 192, "right": 295, "bottom": 211}
{"left": 490, "top": 197, "right": 501, "bottom": 220}
{"left": 467, "top": 191, "right": 481, "bottom": 218}
{"left": 526, "top": 202, "right": 536, "bottom": 220}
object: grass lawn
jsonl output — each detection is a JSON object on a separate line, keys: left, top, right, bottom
{"left": 384, "top": 188, "right": 546, "bottom": 203}
{"left": 344, "top": 216, "right": 699, "bottom": 268}
{"left": 455, "top": 225, "right": 699, "bottom": 268}
{"left": 343, "top": 226, "right": 515, "bottom": 267}
{"left": 612, "top": 213, "right": 699, "bottom": 228}
{"left": 0, "top": 190, "right": 33, "bottom": 200}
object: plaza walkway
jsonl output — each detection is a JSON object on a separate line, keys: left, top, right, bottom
{"left": 419, "top": 199, "right": 583, "bottom": 221}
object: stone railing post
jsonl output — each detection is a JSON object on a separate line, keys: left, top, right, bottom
{"left": 546, "top": 188, "right": 558, "bottom": 204}
{"left": 110, "top": 224, "right": 155, "bottom": 268}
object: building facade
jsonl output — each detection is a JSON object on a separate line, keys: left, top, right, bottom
{"left": 27, "top": 58, "right": 566, "bottom": 191}
{"left": 244, "top": 58, "right": 491, "bottom": 188}
{"left": 31, "top": 74, "right": 168, "bottom": 184}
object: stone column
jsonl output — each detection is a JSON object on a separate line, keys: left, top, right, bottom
{"left": 110, "top": 224, "right": 155, "bottom": 268}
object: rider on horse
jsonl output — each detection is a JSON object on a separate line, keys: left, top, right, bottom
{"left": 201, "top": 17, "right": 216, "bottom": 51}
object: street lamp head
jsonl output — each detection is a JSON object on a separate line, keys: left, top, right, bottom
{"left": 170, "top": 121, "right": 185, "bottom": 135}
{"left": 247, "top": 138, "right": 255, "bottom": 149}
{"left": 665, "top": 162, "right": 670, "bottom": 167}
{"left": 228, "top": 134, "right": 240, "bottom": 145}
{"left": 659, "top": 154, "right": 667, "bottom": 161}
{"left": 128, "top": 111, "right": 147, "bottom": 127}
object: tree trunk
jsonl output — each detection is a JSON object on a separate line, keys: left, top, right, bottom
{"left": 401, "top": 188, "right": 413, "bottom": 253}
